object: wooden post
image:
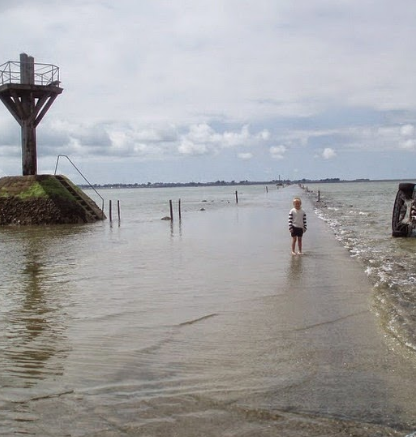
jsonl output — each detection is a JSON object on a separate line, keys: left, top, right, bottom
{"left": 109, "top": 199, "right": 112, "bottom": 222}
{"left": 117, "top": 200, "right": 121, "bottom": 221}
{"left": 169, "top": 200, "right": 173, "bottom": 221}
{"left": 178, "top": 199, "right": 182, "bottom": 220}
{"left": 318, "top": 190, "right": 321, "bottom": 202}
{"left": 235, "top": 190, "right": 238, "bottom": 204}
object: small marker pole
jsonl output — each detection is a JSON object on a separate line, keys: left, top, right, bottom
{"left": 169, "top": 200, "right": 173, "bottom": 221}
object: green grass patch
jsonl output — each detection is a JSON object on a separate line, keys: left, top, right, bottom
{"left": 18, "top": 182, "right": 48, "bottom": 199}
{"left": 0, "top": 187, "right": 10, "bottom": 197}
{"left": 0, "top": 178, "right": 77, "bottom": 201}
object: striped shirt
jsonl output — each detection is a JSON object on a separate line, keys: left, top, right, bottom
{"left": 288, "top": 208, "right": 307, "bottom": 231}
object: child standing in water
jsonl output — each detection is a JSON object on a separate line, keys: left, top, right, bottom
{"left": 288, "top": 197, "right": 307, "bottom": 255}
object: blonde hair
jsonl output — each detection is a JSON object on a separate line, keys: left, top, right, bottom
{"left": 293, "top": 197, "right": 302, "bottom": 204}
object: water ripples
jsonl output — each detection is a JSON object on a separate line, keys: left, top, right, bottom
{"left": 1, "top": 185, "right": 416, "bottom": 436}
{"left": 309, "top": 181, "right": 416, "bottom": 352}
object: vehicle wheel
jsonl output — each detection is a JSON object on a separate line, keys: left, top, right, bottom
{"left": 392, "top": 189, "right": 413, "bottom": 237}
{"left": 398, "top": 182, "right": 415, "bottom": 193}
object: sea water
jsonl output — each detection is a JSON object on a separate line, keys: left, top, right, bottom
{"left": 0, "top": 182, "right": 415, "bottom": 436}
{"left": 308, "top": 180, "right": 416, "bottom": 354}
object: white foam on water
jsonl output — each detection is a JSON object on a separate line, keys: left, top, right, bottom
{"left": 309, "top": 180, "right": 416, "bottom": 355}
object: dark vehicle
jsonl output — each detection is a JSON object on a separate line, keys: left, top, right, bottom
{"left": 392, "top": 183, "right": 416, "bottom": 237}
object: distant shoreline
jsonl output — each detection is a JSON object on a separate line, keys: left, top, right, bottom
{"left": 79, "top": 178, "right": 412, "bottom": 190}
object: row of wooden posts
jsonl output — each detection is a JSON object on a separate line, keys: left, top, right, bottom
{"left": 300, "top": 184, "right": 321, "bottom": 202}
{"left": 108, "top": 199, "right": 121, "bottom": 223}
{"left": 167, "top": 190, "right": 240, "bottom": 221}
{"left": 106, "top": 191, "right": 241, "bottom": 224}
{"left": 105, "top": 188, "right": 323, "bottom": 225}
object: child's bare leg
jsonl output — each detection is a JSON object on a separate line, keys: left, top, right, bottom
{"left": 298, "top": 237, "right": 303, "bottom": 254}
{"left": 291, "top": 237, "right": 297, "bottom": 254}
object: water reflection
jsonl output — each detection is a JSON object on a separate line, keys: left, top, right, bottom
{"left": 0, "top": 226, "right": 87, "bottom": 389}
{"left": 287, "top": 254, "right": 304, "bottom": 282}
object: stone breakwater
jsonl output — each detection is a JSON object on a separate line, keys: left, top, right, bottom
{"left": 0, "top": 175, "right": 104, "bottom": 225}
{"left": 0, "top": 196, "right": 88, "bottom": 225}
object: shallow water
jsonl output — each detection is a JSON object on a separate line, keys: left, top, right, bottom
{"left": 308, "top": 180, "right": 416, "bottom": 353}
{"left": 0, "top": 183, "right": 415, "bottom": 436}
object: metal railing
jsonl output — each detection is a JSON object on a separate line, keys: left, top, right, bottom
{"left": 54, "top": 155, "right": 105, "bottom": 214}
{"left": 0, "top": 60, "right": 60, "bottom": 86}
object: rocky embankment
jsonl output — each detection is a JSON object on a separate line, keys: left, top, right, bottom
{"left": 0, "top": 175, "right": 104, "bottom": 225}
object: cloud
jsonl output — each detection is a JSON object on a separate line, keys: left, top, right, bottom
{"left": 256, "top": 130, "right": 271, "bottom": 141}
{"left": 398, "top": 123, "right": 416, "bottom": 150}
{"left": 322, "top": 147, "right": 337, "bottom": 159}
{"left": 176, "top": 124, "right": 269, "bottom": 157}
{"left": 2, "top": 0, "right": 414, "bottom": 125}
{"left": 270, "top": 145, "right": 286, "bottom": 160}
{"left": 238, "top": 152, "right": 253, "bottom": 160}
{"left": 400, "top": 124, "right": 415, "bottom": 137}
{"left": 34, "top": 120, "right": 270, "bottom": 161}
{"left": 178, "top": 139, "right": 208, "bottom": 156}
{"left": 400, "top": 139, "right": 416, "bottom": 151}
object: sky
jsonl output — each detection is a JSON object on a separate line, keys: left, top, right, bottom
{"left": 1, "top": 0, "right": 416, "bottom": 184}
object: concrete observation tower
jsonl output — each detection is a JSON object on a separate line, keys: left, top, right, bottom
{"left": 0, "top": 53, "right": 63, "bottom": 175}
{"left": 0, "top": 54, "right": 105, "bottom": 225}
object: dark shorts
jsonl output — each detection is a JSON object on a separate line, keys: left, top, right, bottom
{"left": 291, "top": 227, "right": 304, "bottom": 237}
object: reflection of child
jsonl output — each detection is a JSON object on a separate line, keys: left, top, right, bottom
{"left": 288, "top": 197, "right": 307, "bottom": 255}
